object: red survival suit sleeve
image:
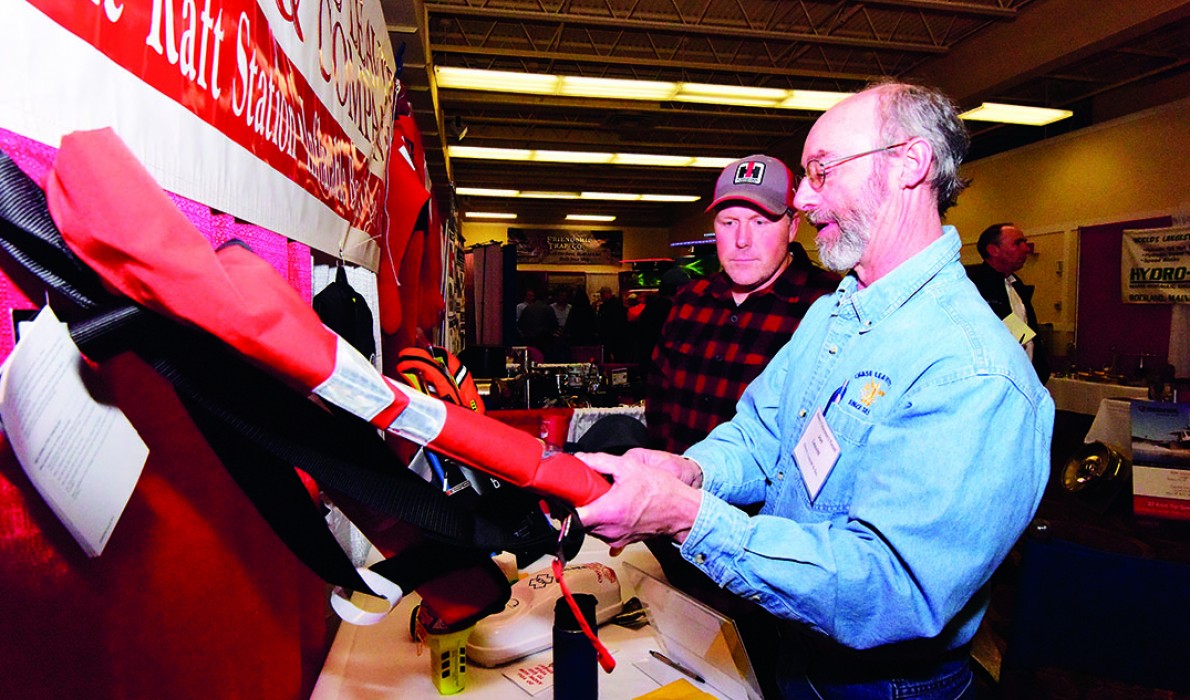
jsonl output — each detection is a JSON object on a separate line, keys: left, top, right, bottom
{"left": 44, "top": 128, "right": 609, "bottom": 507}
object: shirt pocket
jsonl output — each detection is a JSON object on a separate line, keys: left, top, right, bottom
{"left": 806, "top": 408, "right": 874, "bottom": 513}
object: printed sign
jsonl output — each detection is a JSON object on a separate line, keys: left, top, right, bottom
{"left": 509, "top": 229, "right": 624, "bottom": 266}
{"left": 1122, "top": 226, "right": 1190, "bottom": 304}
{"left": 0, "top": 0, "right": 397, "bottom": 268}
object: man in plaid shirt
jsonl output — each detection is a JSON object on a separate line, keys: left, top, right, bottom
{"left": 646, "top": 154, "right": 841, "bottom": 453}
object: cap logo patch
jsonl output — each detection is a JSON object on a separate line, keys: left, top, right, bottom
{"left": 733, "top": 161, "right": 766, "bottom": 185}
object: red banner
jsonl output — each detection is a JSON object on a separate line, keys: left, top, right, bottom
{"left": 24, "top": 0, "right": 388, "bottom": 240}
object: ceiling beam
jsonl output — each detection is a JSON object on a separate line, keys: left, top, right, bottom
{"left": 910, "top": 0, "right": 1190, "bottom": 105}
{"left": 857, "top": 0, "right": 1017, "bottom": 19}
{"left": 424, "top": 3, "right": 949, "bottom": 54}
{"left": 431, "top": 44, "right": 877, "bottom": 81}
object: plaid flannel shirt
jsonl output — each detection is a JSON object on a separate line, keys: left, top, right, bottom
{"left": 645, "top": 262, "right": 841, "bottom": 454}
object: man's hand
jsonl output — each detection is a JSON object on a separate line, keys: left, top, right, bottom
{"left": 574, "top": 449, "right": 703, "bottom": 549}
{"left": 616, "top": 448, "right": 705, "bottom": 488}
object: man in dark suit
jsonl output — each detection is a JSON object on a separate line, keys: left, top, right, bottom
{"left": 966, "top": 223, "right": 1050, "bottom": 383}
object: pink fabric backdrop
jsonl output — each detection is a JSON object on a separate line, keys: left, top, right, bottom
{"left": 0, "top": 129, "right": 327, "bottom": 699}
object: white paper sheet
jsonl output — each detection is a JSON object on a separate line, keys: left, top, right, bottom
{"left": 0, "top": 307, "right": 148, "bottom": 556}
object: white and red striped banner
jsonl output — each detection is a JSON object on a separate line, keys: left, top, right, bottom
{"left": 0, "top": 0, "right": 396, "bottom": 269}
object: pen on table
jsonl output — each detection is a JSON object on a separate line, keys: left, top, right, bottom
{"left": 649, "top": 650, "right": 705, "bottom": 683}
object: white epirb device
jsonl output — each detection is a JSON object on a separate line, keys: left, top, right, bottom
{"left": 467, "top": 562, "right": 623, "bottom": 667}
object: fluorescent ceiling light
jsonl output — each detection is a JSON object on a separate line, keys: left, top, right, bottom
{"left": 465, "top": 211, "right": 517, "bottom": 219}
{"left": 435, "top": 66, "right": 558, "bottom": 94}
{"left": 679, "top": 83, "right": 791, "bottom": 107}
{"left": 960, "top": 102, "right": 1073, "bottom": 126}
{"left": 559, "top": 76, "right": 676, "bottom": 100}
{"left": 533, "top": 149, "right": 615, "bottom": 164}
{"left": 457, "top": 187, "right": 519, "bottom": 197}
{"left": 691, "top": 156, "right": 737, "bottom": 169}
{"left": 611, "top": 153, "right": 696, "bottom": 167}
{"left": 439, "top": 67, "right": 1065, "bottom": 125}
{"left": 640, "top": 194, "right": 701, "bottom": 202}
{"left": 449, "top": 146, "right": 532, "bottom": 161}
{"left": 519, "top": 191, "right": 581, "bottom": 199}
{"left": 457, "top": 189, "right": 699, "bottom": 203}
{"left": 566, "top": 214, "right": 617, "bottom": 222}
{"left": 779, "top": 89, "right": 851, "bottom": 111}
{"left": 434, "top": 66, "right": 853, "bottom": 111}
{"left": 448, "top": 145, "right": 722, "bottom": 168}
{"left": 679, "top": 94, "right": 783, "bottom": 108}
{"left": 680, "top": 83, "right": 788, "bottom": 100}
{"left": 581, "top": 192, "right": 642, "bottom": 201}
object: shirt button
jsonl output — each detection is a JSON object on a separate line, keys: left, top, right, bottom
{"left": 750, "top": 594, "right": 762, "bottom": 602}
{"left": 777, "top": 472, "right": 784, "bottom": 480}
{"left": 713, "top": 354, "right": 724, "bottom": 362}
{"left": 694, "top": 554, "right": 706, "bottom": 564}
{"left": 828, "top": 344, "right": 838, "bottom": 354}
{"left": 798, "top": 409, "right": 807, "bottom": 417}
{"left": 729, "top": 314, "right": 739, "bottom": 324}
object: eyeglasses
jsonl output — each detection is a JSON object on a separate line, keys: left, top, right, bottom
{"left": 799, "top": 141, "right": 910, "bottom": 190}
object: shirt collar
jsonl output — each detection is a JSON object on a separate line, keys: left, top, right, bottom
{"left": 834, "top": 225, "right": 961, "bottom": 331}
{"left": 706, "top": 259, "right": 805, "bottom": 305}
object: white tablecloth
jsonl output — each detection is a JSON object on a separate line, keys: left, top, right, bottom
{"left": 1046, "top": 377, "right": 1150, "bottom": 416}
{"left": 312, "top": 539, "right": 733, "bottom": 700}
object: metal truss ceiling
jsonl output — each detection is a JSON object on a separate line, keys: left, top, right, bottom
{"left": 383, "top": 0, "right": 1190, "bottom": 228}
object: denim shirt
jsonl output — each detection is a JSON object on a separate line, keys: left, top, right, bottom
{"left": 682, "top": 227, "right": 1054, "bottom": 651}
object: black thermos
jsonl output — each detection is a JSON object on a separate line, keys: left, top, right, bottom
{"left": 553, "top": 594, "right": 598, "bottom": 699}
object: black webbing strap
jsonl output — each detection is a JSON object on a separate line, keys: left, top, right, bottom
{"left": 0, "top": 154, "right": 107, "bottom": 309}
{"left": 0, "top": 150, "right": 559, "bottom": 597}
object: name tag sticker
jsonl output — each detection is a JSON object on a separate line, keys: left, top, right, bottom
{"left": 793, "top": 408, "right": 841, "bottom": 502}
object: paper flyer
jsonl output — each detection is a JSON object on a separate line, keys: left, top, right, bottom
{"left": 0, "top": 306, "right": 148, "bottom": 555}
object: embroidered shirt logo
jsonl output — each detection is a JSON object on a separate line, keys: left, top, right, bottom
{"left": 847, "top": 370, "right": 891, "bottom": 415}
{"left": 734, "top": 160, "right": 766, "bottom": 185}
{"left": 858, "top": 380, "right": 885, "bottom": 407}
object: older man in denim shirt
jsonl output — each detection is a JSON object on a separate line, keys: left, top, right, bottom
{"left": 578, "top": 81, "right": 1053, "bottom": 699}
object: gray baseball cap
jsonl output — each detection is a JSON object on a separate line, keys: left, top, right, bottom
{"left": 705, "top": 154, "right": 794, "bottom": 216}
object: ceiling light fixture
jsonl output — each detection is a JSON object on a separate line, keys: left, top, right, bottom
{"left": 559, "top": 76, "right": 674, "bottom": 100}
{"left": 434, "top": 66, "right": 558, "bottom": 94}
{"left": 447, "top": 145, "right": 729, "bottom": 169}
{"left": 456, "top": 188, "right": 700, "bottom": 203}
{"left": 566, "top": 214, "right": 617, "bottom": 222}
{"left": 464, "top": 212, "right": 518, "bottom": 219}
{"left": 435, "top": 66, "right": 851, "bottom": 112}
{"left": 959, "top": 102, "right": 1073, "bottom": 126}
{"left": 518, "top": 191, "right": 582, "bottom": 199}
{"left": 449, "top": 146, "right": 532, "bottom": 161}
{"left": 640, "top": 194, "right": 702, "bottom": 202}
{"left": 456, "top": 187, "right": 519, "bottom": 197}
{"left": 436, "top": 68, "right": 1069, "bottom": 125}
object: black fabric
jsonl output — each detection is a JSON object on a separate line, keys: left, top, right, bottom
{"left": 565, "top": 414, "right": 648, "bottom": 456}
{"left": 0, "top": 153, "right": 106, "bottom": 310}
{"left": 313, "top": 265, "right": 376, "bottom": 359}
{"left": 0, "top": 149, "right": 566, "bottom": 600}
{"left": 964, "top": 261, "right": 1050, "bottom": 384}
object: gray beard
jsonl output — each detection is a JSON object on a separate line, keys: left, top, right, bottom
{"left": 818, "top": 223, "right": 870, "bottom": 272}
{"left": 813, "top": 169, "right": 887, "bottom": 272}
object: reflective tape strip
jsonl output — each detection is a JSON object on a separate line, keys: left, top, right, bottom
{"left": 386, "top": 382, "right": 447, "bottom": 445}
{"left": 312, "top": 336, "right": 396, "bottom": 422}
